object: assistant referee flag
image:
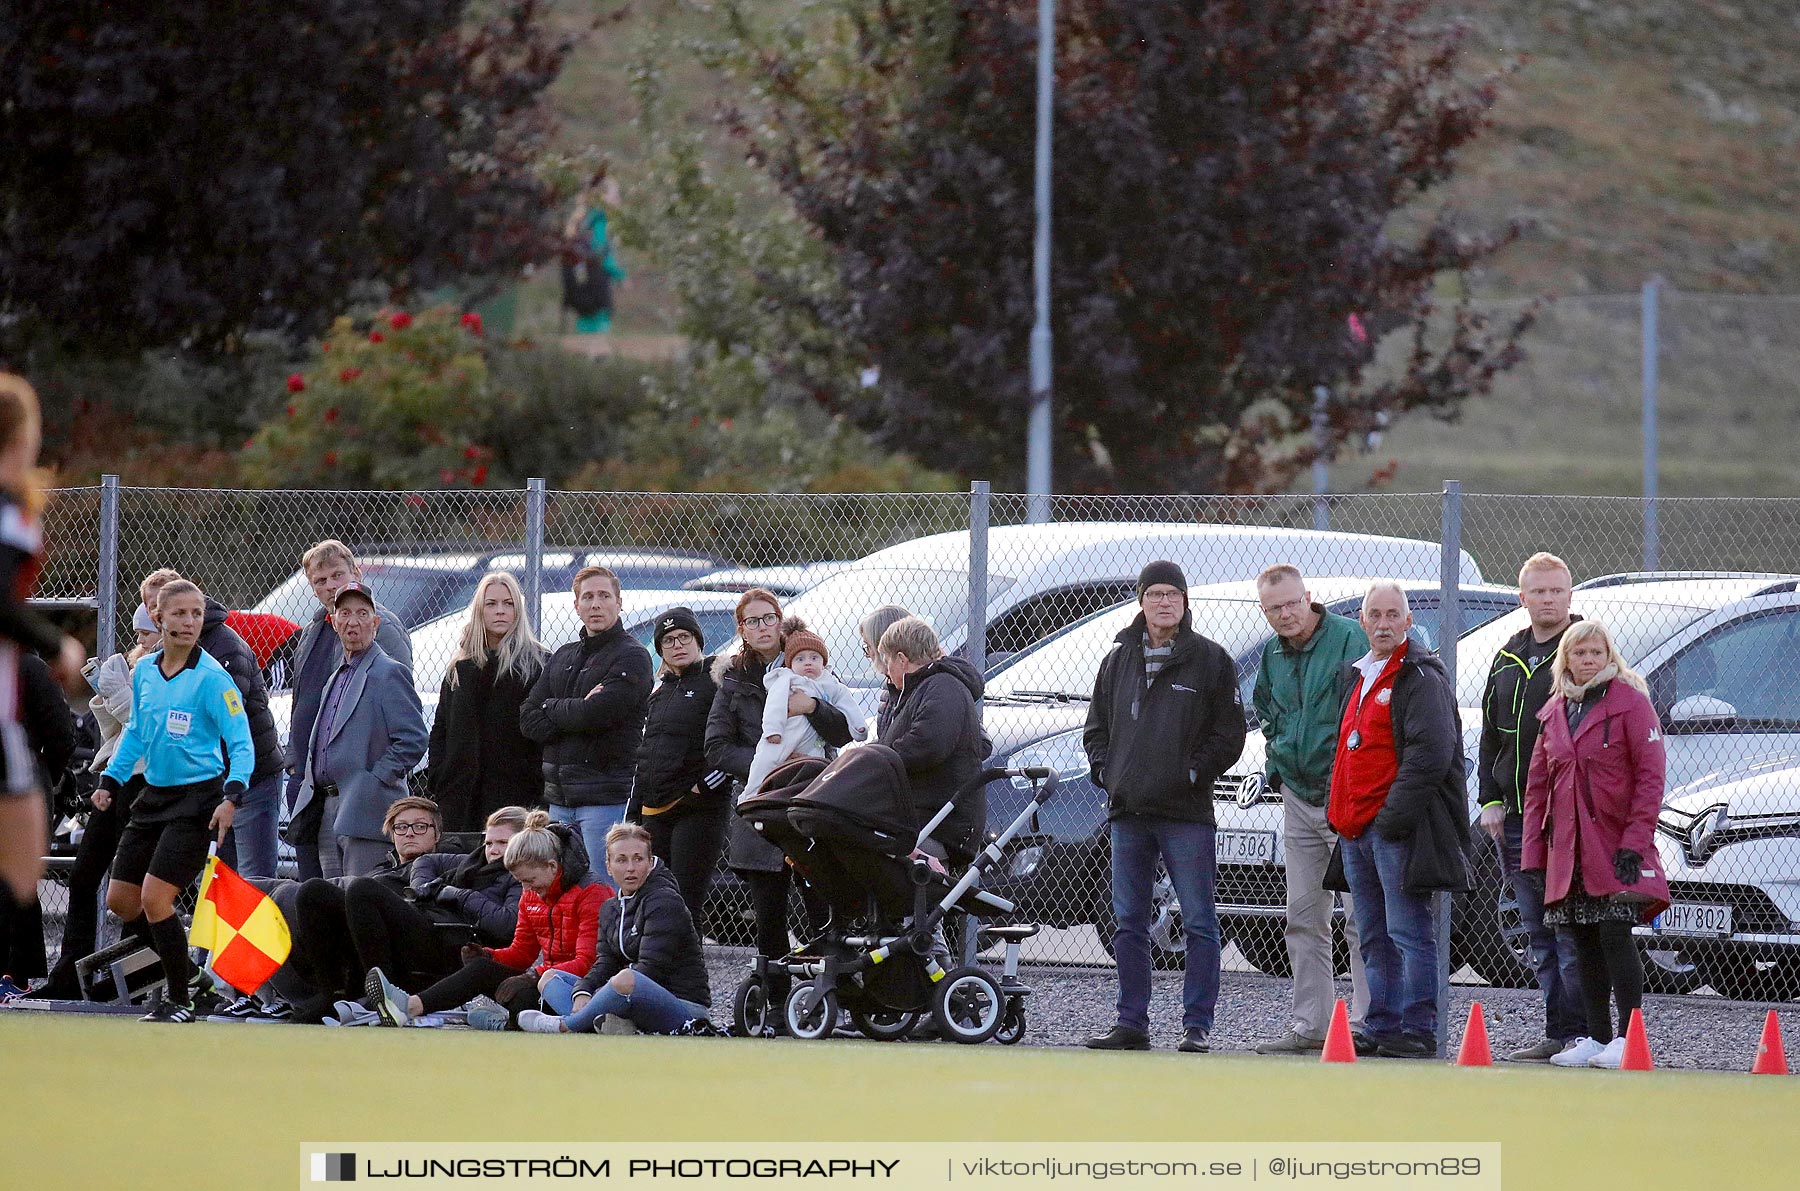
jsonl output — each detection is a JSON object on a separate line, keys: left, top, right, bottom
{"left": 188, "top": 855, "right": 291, "bottom": 994}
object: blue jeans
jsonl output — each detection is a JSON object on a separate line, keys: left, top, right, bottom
{"left": 550, "top": 804, "right": 627, "bottom": 887}
{"left": 219, "top": 771, "right": 281, "bottom": 881}
{"left": 1109, "top": 816, "right": 1221, "bottom": 1034}
{"left": 540, "top": 969, "right": 709, "bottom": 1035}
{"left": 1340, "top": 830, "right": 1438, "bottom": 1041}
{"left": 1501, "top": 813, "right": 1585, "bottom": 1041}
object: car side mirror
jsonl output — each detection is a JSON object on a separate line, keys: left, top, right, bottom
{"left": 1669, "top": 694, "right": 1737, "bottom": 726}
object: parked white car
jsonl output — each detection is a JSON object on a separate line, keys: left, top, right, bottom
{"left": 783, "top": 521, "right": 1483, "bottom": 691}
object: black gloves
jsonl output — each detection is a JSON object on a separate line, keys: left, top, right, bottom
{"left": 434, "top": 884, "right": 467, "bottom": 907}
{"left": 98, "top": 775, "right": 122, "bottom": 795}
{"left": 223, "top": 781, "right": 247, "bottom": 807}
{"left": 1613, "top": 849, "right": 1643, "bottom": 885}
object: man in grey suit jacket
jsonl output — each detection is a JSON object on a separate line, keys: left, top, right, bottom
{"left": 293, "top": 583, "right": 427, "bottom": 878}
{"left": 283, "top": 539, "right": 413, "bottom": 879}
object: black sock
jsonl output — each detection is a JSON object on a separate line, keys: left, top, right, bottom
{"left": 123, "top": 914, "right": 155, "bottom": 951}
{"left": 147, "top": 915, "right": 192, "bottom": 1003}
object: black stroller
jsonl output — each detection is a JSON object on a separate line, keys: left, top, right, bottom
{"left": 731, "top": 745, "right": 1059, "bottom": 1044}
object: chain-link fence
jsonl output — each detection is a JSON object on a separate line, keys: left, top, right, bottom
{"left": 26, "top": 482, "right": 1800, "bottom": 1029}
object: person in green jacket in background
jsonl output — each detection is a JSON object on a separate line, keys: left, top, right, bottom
{"left": 1250, "top": 564, "right": 1372, "bottom": 1054}
{"left": 563, "top": 177, "right": 627, "bottom": 334}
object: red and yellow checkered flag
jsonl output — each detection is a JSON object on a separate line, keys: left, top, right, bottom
{"left": 187, "top": 854, "right": 291, "bottom": 994}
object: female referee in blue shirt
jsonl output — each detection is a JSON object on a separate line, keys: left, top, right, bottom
{"left": 98, "top": 579, "right": 254, "bottom": 1021}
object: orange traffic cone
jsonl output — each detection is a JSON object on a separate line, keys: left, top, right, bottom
{"left": 1620, "top": 1008, "right": 1654, "bottom": 1071}
{"left": 1455, "top": 1001, "right": 1493, "bottom": 1067}
{"left": 1753, "top": 1010, "right": 1788, "bottom": 1075}
{"left": 1321, "top": 998, "right": 1357, "bottom": 1063}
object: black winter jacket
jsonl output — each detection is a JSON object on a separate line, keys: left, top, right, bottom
{"left": 518, "top": 622, "right": 653, "bottom": 807}
{"left": 1476, "top": 618, "right": 1582, "bottom": 817}
{"left": 1083, "top": 613, "right": 1247, "bottom": 825}
{"left": 200, "top": 597, "right": 282, "bottom": 783}
{"left": 1357, "top": 647, "right": 1471, "bottom": 893}
{"left": 574, "top": 861, "right": 710, "bottom": 1011}
{"left": 430, "top": 653, "right": 546, "bottom": 831}
{"left": 409, "top": 844, "right": 526, "bottom": 947}
{"left": 704, "top": 652, "right": 854, "bottom": 788}
{"left": 19, "top": 651, "right": 76, "bottom": 790}
{"left": 632, "top": 658, "right": 730, "bottom": 813}
{"left": 884, "top": 657, "right": 989, "bottom": 864}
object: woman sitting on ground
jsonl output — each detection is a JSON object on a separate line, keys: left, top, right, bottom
{"left": 278, "top": 795, "right": 456, "bottom": 1022}
{"left": 341, "top": 805, "right": 528, "bottom": 994}
{"left": 519, "top": 822, "right": 711, "bottom": 1035}
{"left": 367, "top": 809, "right": 610, "bottom": 1030}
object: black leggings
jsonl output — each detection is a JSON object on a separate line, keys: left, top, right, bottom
{"left": 743, "top": 867, "right": 828, "bottom": 1001}
{"left": 645, "top": 797, "right": 728, "bottom": 928}
{"left": 344, "top": 879, "right": 459, "bottom": 988}
{"left": 45, "top": 793, "right": 127, "bottom": 982}
{"left": 291, "top": 880, "right": 357, "bottom": 1007}
{"left": 1569, "top": 921, "right": 1643, "bottom": 1043}
{"left": 415, "top": 955, "right": 538, "bottom": 1021}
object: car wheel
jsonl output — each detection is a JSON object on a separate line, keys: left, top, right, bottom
{"left": 1641, "top": 946, "right": 1702, "bottom": 995}
{"left": 1451, "top": 839, "right": 1536, "bottom": 989}
{"left": 1093, "top": 862, "right": 1185, "bottom": 970}
{"left": 1226, "top": 915, "right": 1354, "bottom": 979}
{"left": 1694, "top": 951, "right": 1798, "bottom": 1002}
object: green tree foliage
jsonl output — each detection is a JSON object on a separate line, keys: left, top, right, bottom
{"left": 0, "top": 1, "right": 577, "bottom": 357}
{"left": 679, "top": 0, "right": 1534, "bottom": 493}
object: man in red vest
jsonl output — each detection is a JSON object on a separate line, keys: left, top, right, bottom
{"left": 1326, "top": 582, "right": 1470, "bottom": 1058}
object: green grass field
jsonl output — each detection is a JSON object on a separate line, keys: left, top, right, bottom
{"left": 8, "top": 1012, "right": 1798, "bottom": 1190}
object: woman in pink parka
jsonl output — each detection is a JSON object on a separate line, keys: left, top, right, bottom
{"left": 1523, "top": 619, "right": 1669, "bottom": 1070}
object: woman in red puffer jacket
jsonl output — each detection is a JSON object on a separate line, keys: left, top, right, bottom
{"left": 1524, "top": 620, "right": 1669, "bottom": 1070}
{"left": 367, "top": 810, "right": 611, "bottom": 1029}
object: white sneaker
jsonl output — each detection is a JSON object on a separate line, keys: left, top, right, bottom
{"left": 518, "top": 1010, "right": 566, "bottom": 1034}
{"left": 1550, "top": 1037, "right": 1605, "bottom": 1066}
{"left": 1588, "top": 1037, "right": 1628, "bottom": 1069}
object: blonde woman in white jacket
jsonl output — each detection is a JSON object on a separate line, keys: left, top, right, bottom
{"left": 38, "top": 606, "right": 159, "bottom": 998}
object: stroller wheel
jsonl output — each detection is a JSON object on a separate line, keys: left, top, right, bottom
{"left": 849, "top": 1006, "right": 920, "bottom": 1042}
{"left": 733, "top": 977, "right": 776, "bottom": 1038}
{"left": 783, "top": 983, "right": 840, "bottom": 1041}
{"left": 930, "top": 966, "right": 1005, "bottom": 1045}
{"left": 994, "top": 1001, "right": 1027, "bottom": 1046}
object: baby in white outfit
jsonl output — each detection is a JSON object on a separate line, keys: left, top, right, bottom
{"left": 743, "top": 627, "right": 863, "bottom": 799}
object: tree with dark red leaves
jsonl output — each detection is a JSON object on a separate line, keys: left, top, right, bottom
{"left": 0, "top": 1, "right": 578, "bottom": 357}
{"left": 707, "top": 0, "right": 1534, "bottom": 493}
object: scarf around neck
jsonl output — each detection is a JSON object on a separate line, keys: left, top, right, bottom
{"left": 1559, "top": 662, "right": 1619, "bottom": 702}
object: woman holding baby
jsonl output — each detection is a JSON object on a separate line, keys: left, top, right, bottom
{"left": 705, "top": 588, "right": 858, "bottom": 1005}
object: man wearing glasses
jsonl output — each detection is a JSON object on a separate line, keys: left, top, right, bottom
{"left": 1250, "top": 564, "right": 1372, "bottom": 1055}
{"left": 1084, "top": 561, "right": 1246, "bottom": 1053}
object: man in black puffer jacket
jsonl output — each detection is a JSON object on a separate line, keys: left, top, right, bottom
{"left": 521, "top": 828, "right": 711, "bottom": 1035}
{"left": 199, "top": 594, "right": 285, "bottom": 880}
{"left": 876, "top": 616, "right": 990, "bottom": 868}
{"left": 519, "top": 567, "right": 653, "bottom": 882}
{"left": 1083, "top": 561, "right": 1246, "bottom": 1055}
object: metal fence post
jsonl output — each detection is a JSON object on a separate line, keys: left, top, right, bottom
{"left": 524, "top": 478, "right": 546, "bottom": 633}
{"left": 1312, "top": 385, "right": 1330, "bottom": 531}
{"left": 1641, "top": 278, "right": 1661, "bottom": 570}
{"left": 1435, "top": 480, "right": 1463, "bottom": 1059}
{"left": 967, "top": 481, "right": 991, "bottom": 680}
{"left": 96, "top": 474, "right": 121, "bottom": 661}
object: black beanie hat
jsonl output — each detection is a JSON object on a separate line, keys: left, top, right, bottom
{"left": 1136, "top": 560, "right": 1189, "bottom": 601}
{"left": 653, "top": 606, "right": 704, "bottom": 654}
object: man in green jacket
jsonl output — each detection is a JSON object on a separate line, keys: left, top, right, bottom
{"left": 1250, "top": 565, "right": 1371, "bottom": 1054}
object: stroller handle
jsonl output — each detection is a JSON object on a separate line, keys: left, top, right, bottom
{"left": 980, "top": 764, "right": 1060, "bottom": 805}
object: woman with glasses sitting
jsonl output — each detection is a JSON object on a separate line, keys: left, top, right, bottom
{"left": 705, "top": 588, "right": 855, "bottom": 1011}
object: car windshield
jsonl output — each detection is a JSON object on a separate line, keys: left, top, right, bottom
{"left": 783, "top": 568, "right": 1016, "bottom": 686}
{"left": 254, "top": 570, "right": 321, "bottom": 622}
{"left": 989, "top": 598, "right": 1275, "bottom": 700}
{"left": 353, "top": 565, "right": 460, "bottom": 628}
{"left": 1453, "top": 600, "right": 1714, "bottom": 706}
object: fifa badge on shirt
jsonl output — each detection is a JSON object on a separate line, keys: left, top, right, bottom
{"left": 166, "top": 710, "right": 193, "bottom": 738}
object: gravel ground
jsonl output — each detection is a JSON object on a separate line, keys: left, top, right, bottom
{"left": 700, "top": 948, "right": 1800, "bottom": 1072}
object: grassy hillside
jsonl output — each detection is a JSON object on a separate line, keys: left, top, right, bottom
{"left": 532, "top": 0, "right": 1800, "bottom": 496}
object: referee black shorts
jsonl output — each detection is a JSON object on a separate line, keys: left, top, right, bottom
{"left": 111, "top": 814, "right": 211, "bottom": 891}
